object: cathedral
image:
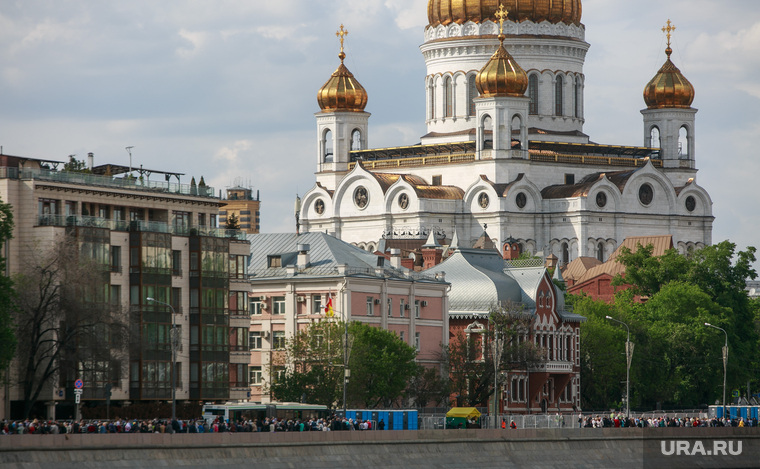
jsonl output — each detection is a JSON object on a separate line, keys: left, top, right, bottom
{"left": 300, "top": 0, "right": 712, "bottom": 266}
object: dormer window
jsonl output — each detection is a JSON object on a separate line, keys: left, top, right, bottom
{"left": 268, "top": 255, "right": 282, "bottom": 268}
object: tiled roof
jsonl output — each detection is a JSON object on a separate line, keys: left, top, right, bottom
{"left": 562, "top": 256, "right": 602, "bottom": 281}
{"left": 574, "top": 235, "right": 674, "bottom": 284}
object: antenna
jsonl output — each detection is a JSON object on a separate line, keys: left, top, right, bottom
{"left": 125, "top": 146, "right": 134, "bottom": 174}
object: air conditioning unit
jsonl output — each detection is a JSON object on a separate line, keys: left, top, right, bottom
{"left": 296, "top": 296, "right": 306, "bottom": 303}
{"left": 374, "top": 299, "right": 381, "bottom": 305}
{"left": 262, "top": 331, "right": 271, "bottom": 339}
{"left": 259, "top": 295, "right": 268, "bottom": 301}
{"left": 404, "top": 304, "right": 410, "bottom": 310}
{"left": 421, "top": 300, "right": 428, "bottom": 307}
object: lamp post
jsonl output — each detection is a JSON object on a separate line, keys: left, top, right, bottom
{"left": 605, "top": 316, "right": 633, "bottom": 418}
{"left": 705, "top": 322, "right": 728, "bottom": 420}
{"left": 147, "top": 297, "right": 178, "bottom": 422}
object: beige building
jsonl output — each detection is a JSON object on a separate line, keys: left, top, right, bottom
{"left": 0, "top": 153, "right": 250, "bottom": 420}
{"left": 220, "top": 186, "right": 261, "bottom": 234}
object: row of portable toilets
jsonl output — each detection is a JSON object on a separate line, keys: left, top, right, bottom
{"left": 708, "top": 405, "right": 760, "bottom": 420}
{"left": 340, "top": 410, "right": 418, "bottom": 430}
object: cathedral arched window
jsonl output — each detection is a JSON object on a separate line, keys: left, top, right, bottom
{"left": 351, "top": 129, "right": 362, "bottom": 151}
{"left": 511, "top": 115, "right": 522, "bottom": 149}
{"left": 323, "top": 129, "right": 333, "bottom": 162}
{"left": 650, "top": 126, "right": 661, "bottom": 150}
{"left": 444, "top": 76, "right": 453, "bottom": 118}
{"left": 597, "top": 242, "right": 604, "bottom": 262}
{"left": 428, "top": 78, "right": 436, "bottom": 120}
{"left": 555, "top": 75, "right": 564, "bottom": 116}
{"left": 678, "top": 126, "right": 689, "bottom": 158}
{"left": 528, "top": 74, "right": 539, "bottom": 115}
{"left": 482, "top": 115, "right": 493, "bottom": 149}
{"left": 561, "top": 242, "right": 569, "bottom": 266}
{"left": 468, "top": 74, "right": 478, "bottom": 117}
{"left": 574, "top": 76, "right": 581, "bottom": 118}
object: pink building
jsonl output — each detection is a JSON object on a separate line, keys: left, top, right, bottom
{"left": 245, "top": 232, "right": 449, "bottom": 404}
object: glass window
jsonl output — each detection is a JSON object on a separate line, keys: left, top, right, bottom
{"left": 366, "top": 296, "right": 374, "bottom": 316}
{"left": 468, "top": 75, "right": 478, "bottom": 116}
{"left": 272, "top": 331, "right": 285, "bottom": 349}
{"left": 387, "top": 298, "right": 392, "bottom": 317}
{"left": 111, "top": 245, "right": 121, "bottom": 272}
{"left": 414, "top": 300, "right": 420, "bottom": 319}
{"left": 249, "top": 366, "right": 262, "bottom": 385}
{"left": 273, "top": 296, "right": 286, "bottom": 315}
{"left": 250, "top": 297, "right": 264, "bottom": 315}
{"left": 399, "top": 298, "right": 405, "bottom": 318}
{"left": 444, "top": 76, "right": 453, "bottom": 117}
{"left": 415, "top": 332, "right": 420, "bottom": 352}
{"left": 172, "top": 250, "right": 181, "bottom": 276}
{"left": 249, "top": 331, "right": 262, "bottom": 350}
{"left": 313, "top": 295, "right": 322, "bottom": 314}
{"left": 555, "top": 75, "right": 564, "bottom": 116}
{"left": 529, "top": 74, "right": 539, "bottom": 115}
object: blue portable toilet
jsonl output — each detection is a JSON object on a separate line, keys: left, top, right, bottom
{"left": 377, "top": 411, "right": 389, "bottom": 430}
{"left": 751, "top": 407, "right": 758, "bottom": 420}
{"left": 407, "top": 410, "right": 418, "bottom": 430}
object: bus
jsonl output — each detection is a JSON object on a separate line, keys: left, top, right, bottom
{"left": 201, "top": 402, "right": 330, "bottom": 424}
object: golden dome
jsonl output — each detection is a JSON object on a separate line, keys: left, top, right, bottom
{"left": 475, "top": 32, "right": 528, "bottom": 97}
{"left": 427, "top": 0, "right": 582, "bottom": 28}
{"left": 317, "top": 51, "right": 368, "bottom": 112}
{"left": 643, "top": 47, "right": 695, "bottom": 109}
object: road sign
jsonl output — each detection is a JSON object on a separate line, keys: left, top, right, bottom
{"left": 74, "top": 379, "right": 83, "bottom": 389}
{"left": 74, "top": 388, "right": 83, "bottom": 404}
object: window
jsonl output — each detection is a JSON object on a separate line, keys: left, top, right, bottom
{"left": 444, "top": 76, "right": 453, "bottom": 117}
{"left": 650, "top": 126, "right": 661, "bottom": 149}
{"left": 250, "top": 297, "right": 264, "bottom": 315}
{"left": 597, "top": 242, "right": 605, "bottom": 262}
{"left": 351, "top": 129, "right": 362, "bottom": 151}
{"left": 111, "top": 246, "right": 121, "bottom": 273}
{"left": 198, "top": 213, "right": 206, "bottom": 227}
{"left": 574, "top": 76, "right": 581, "bottom": 118}
{"left": 468, "top": 75, "right": 478, "bottom": 116}
{"left": 249, "top": 366, "right": 262, "bottom": 385}
{"left": 432, "top": 175, "right": 442, "bottom": 186}
{"left": 414, "top": 300, "right": 420, "bottom": 319}
{"left": 428, "top": 79, "right": 435, "bottom": 119}
{"left": 272, "top": 331, "right": 285, "bottom": 349}
{"left": 415, "top": 332, "right": 420, "bottom": 352}
{"left": 399, "top": 330, "right": 405, "bottom": 343}
{"left": 323, "top": 129, "right": 333, "bottom": 162}
{"left": 268, "top": 256, "right": 282, "bottom": 268}
{"left": 387, "top": 298, "right": 392, "bottom": 317}
{"left": 399, "top": 298, "right": 405, "bottom": 318}
{"left": 172, "top": 287, "right": 181, "bottom": 313}
{"left": 273, "top": 296, "right": 286, "bottom": 315}
{"left": 110, "top": 285, "right": 121, "bottom": 306}
{"left": 561, "top": 242, "right": 569, "bottom": 267}
{"left": 210, "top": 214, "right": 217, "bottom": 227}
{"left": 366, "top": 296, "right": 374, "bottom": 316}
{"left": 564, "top": 174, "right": 575, "bottom": 185}
{"left": 313, "top": 295, "right": 322, "bottom": 314}
{"left": 249, "top": 331, "right": 262, "bottom": 350}
{"left": 555, "top": 75, "right": 564, "bottom": 116}
{"left": 679, "top": 126, "right": 689, "bottom": 158}
{"left": 173, "top": 211, "right": 191, "bottom": 231}
{"left": 528, "top": 74, "right": 539, "bottom": 115}
{"left": 172, "top": 250, "right": 181, "bottom": 276}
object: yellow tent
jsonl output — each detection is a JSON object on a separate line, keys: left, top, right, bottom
{"left": 446, "top": 407, "right": 481, "bottom": 419}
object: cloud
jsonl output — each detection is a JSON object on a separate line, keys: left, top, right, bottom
{"left": 176, "top": 29, "right": 209, "bottom": 58}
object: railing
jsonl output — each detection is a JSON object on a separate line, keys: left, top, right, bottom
{"left": 349, "top": 154, "right": 476, "bottom": 170}
{"left": 17, "top": 167, "right": 218, "bottom": 197}
{"left": 248, "top": 266, "right": 440, "bottom": 282}
{"left": 36, "top": 215, "right": 247, "bottom": 240}
{"left": 530, "top": 153, "right": 663, "bottom": 168}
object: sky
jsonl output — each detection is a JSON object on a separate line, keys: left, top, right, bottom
{"left": 1, "top": 0, "right": 759, "bottom": 262}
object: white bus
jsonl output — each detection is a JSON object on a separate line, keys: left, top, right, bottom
{"left": 202, "top": 402, "right": 329, "bottom": 424}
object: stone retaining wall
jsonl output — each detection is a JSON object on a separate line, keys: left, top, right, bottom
{"left": 1, "top": 428, "right": 758, "bottom": 468}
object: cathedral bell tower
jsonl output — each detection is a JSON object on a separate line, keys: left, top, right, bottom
{"left": 316, "top": 25, "right": 370, "bottom": 191}
{"left": 641, "top": 20, "right": 697, "bottom": 170}
{"left": 473, "top": 5, "right": 530, "bottom": 160}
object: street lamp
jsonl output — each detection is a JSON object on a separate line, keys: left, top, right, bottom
{"left": 605, "top": 316, "right": 633, "bottom": 418}
{"left": 147, "top": 297, "right": 178, "bottom": 422}
{"left": 705, "top": 322, "right": 728, "bottom": 420}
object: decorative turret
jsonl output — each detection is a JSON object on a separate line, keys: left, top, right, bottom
{"left": 315, "top": 25, "right": 371, "bottom": 190}
{"left": 641, "top": 20, "right": 697, "bottom": 171}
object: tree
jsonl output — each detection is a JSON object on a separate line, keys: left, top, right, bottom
{"left": 443, "top": 302, "right": 545, "bottom": 407}
{"left": 0, "top": 198, "right": 15, "bottom": 380}
{"left": 268, "top": 321, "right": 343, "bottom": 406}
{"left": 226, "top": 213, "right": 240, "bottom": 230}
{"left": 405, "top": 366, "right": 449, "bottom": 409}
{"left": 63, "top": 155, "right": 88, "bottom": 173}
{"left": 11, "top": 234, "right": 128, "bottom": 418}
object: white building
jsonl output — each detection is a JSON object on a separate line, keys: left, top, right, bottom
{"left": 300, "top": 1, "right": 712, "bottom": 266}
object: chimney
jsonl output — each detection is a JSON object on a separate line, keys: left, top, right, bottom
{"left": 296, "top": 243, "right": 310, "bottom": 270}
{"left": 390, "top": 248, "right": 402, "bottom": 269}
{"left": 88, "top": 152, "right": 94, "bottom": 169}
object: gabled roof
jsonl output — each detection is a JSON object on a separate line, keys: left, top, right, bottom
{"left": 541, "top": 169, "right": 636, "bottom": 199}
{"left": 574, "top": 235, "right": 674, "bottom": 284}
{"left": 562, "top": 256, "right": 602, "bottom": 282}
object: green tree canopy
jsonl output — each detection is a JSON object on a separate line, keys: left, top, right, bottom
{"left": 0, "top": 198, "right": 15, "bottom": 380}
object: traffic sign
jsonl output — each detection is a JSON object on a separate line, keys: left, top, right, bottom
{"left": 74, "top": 379, "right": 83, "bottom": 389}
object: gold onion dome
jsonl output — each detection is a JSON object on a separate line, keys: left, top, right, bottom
{"left": 643, "top": 21, "right": 695, "bottom": 109}
{"left": 475, "top": 6, "right": 528, "bottom": 98}
{"left": 428, "top": 0, "right": 582, "bottom": 27}
{"left": 317, "top": 25, "right": 368, "bottom": 112}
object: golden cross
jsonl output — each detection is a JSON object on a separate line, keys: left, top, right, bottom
{"left": 495, "top": 4, "right": 509, "bottom": 35}
{"left": 662, "top": 19, "right": 676, "bottom": 48}
{"left": 336, "top": 24, "right": 348, "bottom": 54}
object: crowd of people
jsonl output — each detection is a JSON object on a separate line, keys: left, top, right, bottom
{"left": 0, "top": 415, "right": 383, "bottom": 435}
{"left": 578, "top": 413, "right": 758, "bottom": 428}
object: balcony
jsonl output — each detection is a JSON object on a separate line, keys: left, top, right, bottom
{"left": 12, "top": 167, "right": 217, "bottom": 198}
{"left": 37, "top": 214, "right": 247, "bottom": 240}
{"left": 531, "top": 361, "right": 573, "bottom": 373}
